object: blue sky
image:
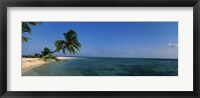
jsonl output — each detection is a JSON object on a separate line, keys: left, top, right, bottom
{"left": 22, "top": 22, "right": 178, "bottom": 59}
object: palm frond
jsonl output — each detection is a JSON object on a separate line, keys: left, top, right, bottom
{"left": 63, "top": 30, "right": 78, "bottom": 41}
{"left": 22, "top": 22, "right": 32, "bottom": 34}
{"left": 28, "top": 22, "right": 42, "bottom": 26}
{"left": 54, "top": 29, "right": 81, "bottom": 55}
{"left": 54, "top": 40, "right": 66, "bottom": 52}
{"left": 22, "top": 36, "right": 31, "bottom": 43}
{"left": 62, "top": 48, "right": 66, "bottom": 54}
{"left": 22, "top": 22, "right": 42, "bottom": 43}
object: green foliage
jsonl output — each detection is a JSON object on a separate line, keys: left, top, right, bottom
{"left": 34, "top": 53, "right": 42, "bottom": 58}
{"left": 54, "top": 40, "right": 65, "bottom": 52}
{"left": 41, "top": 47, "right": 52, "bottom": 56}
{"left": 40, "top": 47, "right": 57, "bottom": 61}
{"left": 22, "top": 22, "right": 42, "bottom": 43}
{"left": 51, "top": 56, "right": 57, "bottom": 60}
{"left": 25, "top": 28, "right": 81, "bottom": 62}
{"left": 54, "top": 30, "right": 81, "bottom": 55}
{"left": 22, "top": 55, "right": 35, "bottom": 58}
{"left": 22, "top": 36, "right": 31, "bottom": 43}
{"left": 42, "top": 52, "right": 57, "bottom": 62}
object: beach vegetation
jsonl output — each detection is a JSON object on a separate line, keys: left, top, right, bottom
{"left": 41, "top": 47, "right": 52, "bottom": 56}
{"left": 26, "top": 29, "right": 82, "bottom": 62}
{"left": 34, "top": 53, "right": 42, "bottom": 58}
{"left": 54, "top": 30, "right": 81, "bottom": 55}
{"left": 22, "top": 55, "right": 35, "bottom": 58}
{"left": 22, "top": 22, "right": 42, "bottom": 43}
{"left": 40, "top": 47, "right": 57, "bottom": 61}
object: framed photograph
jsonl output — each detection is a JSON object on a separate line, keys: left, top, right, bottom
{"left": 0, "top": 0, "right": 199, "bottom": 98}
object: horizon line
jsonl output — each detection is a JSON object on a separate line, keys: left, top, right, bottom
{"left": 22, "top": 54, "right": 178, "bottom": 59}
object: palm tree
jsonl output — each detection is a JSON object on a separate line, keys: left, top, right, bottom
{"left": 22, "top": 22, "right": 42, "bottom": 43}
{"left": 41, "top": 47, "right": 52, "bottom": 56}
{"left": 54, "top": 30, "right": 81, "bottom": 55}
{"left": 41, "top": 47, "right": 55, "bottom": 62}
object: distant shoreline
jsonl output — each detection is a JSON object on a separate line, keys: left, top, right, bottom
{"left": 22, "top": 55, "right": 178, "bottom": 60}
{"left": 53, "top": 56, "right": 178, "bottom": 60}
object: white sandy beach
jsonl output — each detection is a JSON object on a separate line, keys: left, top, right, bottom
{"left": 22, "top": 57, "right": 77, "bottom": 69}
{"left": 22, "top": 58, "right": 55, "bottom": 69}
{"left": 56, "top": 56, "right": 79, "bottom": 60}
{"left": 22, "top": 57, "right": 76, "bottom": 75}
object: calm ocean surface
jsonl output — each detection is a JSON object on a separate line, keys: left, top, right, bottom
{"left": 22, "top": 57, "right": 178, "bottom": 76}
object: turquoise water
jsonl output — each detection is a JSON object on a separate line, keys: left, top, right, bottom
{"left": 22, "top": 57, "right": 178, "bottom": 76}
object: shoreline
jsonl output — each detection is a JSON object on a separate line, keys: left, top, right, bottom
{"left": 22, "top": 58, "right": 55, "bottom": 69}
{"left": 22, "top": 57, "right": 75, "bottom": 69}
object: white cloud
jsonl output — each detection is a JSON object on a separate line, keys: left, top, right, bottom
{"left": 168, "top": 43, "right": 178, "bottom": 48}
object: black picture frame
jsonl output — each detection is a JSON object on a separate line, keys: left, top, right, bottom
{"left": 0, "top": 0, "right": 199, "bottom": 98}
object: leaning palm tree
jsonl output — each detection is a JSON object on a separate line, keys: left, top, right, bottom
{"left": 22, "top": 22, "right": 42, "bottom": 43}
{"left": 54, "top": 30, "right": 81, "bottom": 55}
{"left": 40, "top": 47, "right": 56, "bottom": 62}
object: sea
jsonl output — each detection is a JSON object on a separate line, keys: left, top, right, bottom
{"left": 22, "top": 57, "right": 178, "bottom": 76}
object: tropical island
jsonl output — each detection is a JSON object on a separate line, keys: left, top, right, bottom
{"left": 22, "top": 22, "right": 178, "bottom": 76}
{"left": 22, "top": 22, "right": 81, "bottom": 70}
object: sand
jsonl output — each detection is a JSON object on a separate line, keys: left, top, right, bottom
{"left": 56, "top": 56, "right": 78, "bottom": 60}
{"left": 22, "top": 58, "right": 56, "bottom": 69}
{"left": 22, "top": 57, "right": 76, "bottom": 69}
